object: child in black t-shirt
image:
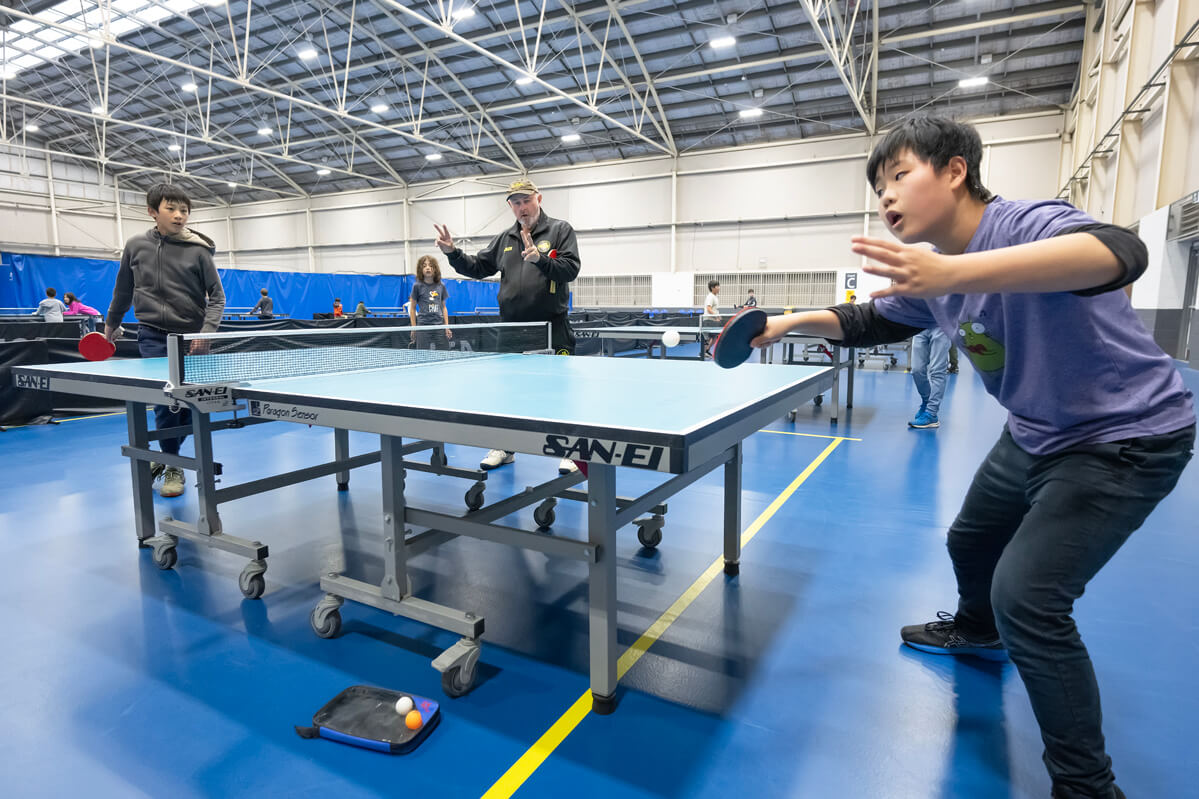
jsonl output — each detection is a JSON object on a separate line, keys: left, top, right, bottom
{"left": 409, "top": 255, "right": 453, "bottom": 350}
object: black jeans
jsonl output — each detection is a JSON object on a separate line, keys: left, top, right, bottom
{"left": 548, "top": 314, "right": 575, "bottom": 355}
{"left": 137, "top": 325, "right": 190, "bottom": 456}
{"left": 949, "top": 424, "right": 1194, "bottom": 798}
{"left": 414, "top": 328, "right": 450, "bottom": 351}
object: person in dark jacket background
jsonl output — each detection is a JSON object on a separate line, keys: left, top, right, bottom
{"left": 433, "top": 177, "right": 581, "bottom": 472}
{"left": 105, "top": 182, "right": 225, "bottom": 497}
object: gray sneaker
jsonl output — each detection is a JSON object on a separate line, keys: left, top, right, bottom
{"left": 160, "top": 466, "right": 185, "bottom": 497}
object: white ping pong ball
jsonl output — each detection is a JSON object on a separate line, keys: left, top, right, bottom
{"left": 662, "top": 329, "right": 681, "bottom": 348}
{"left": 395, "top": 696, "right": 414, "bottom": 715}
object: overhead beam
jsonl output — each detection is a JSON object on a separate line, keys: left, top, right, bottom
{"left": 373, "top": 0, "right": 674, "bottom": 157}
{"left": 0, "top": 4, "right": 517, "bottom": 173}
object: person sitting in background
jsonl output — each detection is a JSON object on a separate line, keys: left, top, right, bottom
{"left": 354, "top": 301, "right": 369, "bottom": 318}
{"left": 743, "top": 288, "right": 758, "bottom": 307}
{"left": 62, "top": 292, "right": 101, "bottom": 332}
{"left": 33, "top": 287, "right": 67, "bottom": 323}
{"left": 332, "top": 298, "right": 344, "bottom": 318}
{"left": 251, "top": 288, "right": 274, "bottom": 319}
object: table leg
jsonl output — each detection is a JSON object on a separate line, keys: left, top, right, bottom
{"left": 126, "top": 401, "right": 155, "bottom": 545}
{"left": 587, "top": 463, "right": 618, "bottom": 714}
{"left": 723, "top": 443, "right": 742, "bottom": 575}
{"left": 335, "top": 428, "right": 350, "bottom": 490}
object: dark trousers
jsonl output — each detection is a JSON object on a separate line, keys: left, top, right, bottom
{"left": 949, "top": 425, "right": 1194, "bottom": 798}
{"left": 548, "top": 314, "right": 575, "bottom": 355}
{"left": 137, "top": 325, "right": 191, "bottom": 456}
{"left": 414, "top": 328, "right": 450, "bottom": 351}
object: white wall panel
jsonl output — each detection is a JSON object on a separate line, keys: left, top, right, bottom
{"left": 314, "top": 246, "right": 406, "bottom": 275}
{"left": 221, "top": 250, "right": 309, "bottom": 273}
{"left": 1134, "top": 110, "right": 1164, "bottom": 222}
{"left": 677, "top": 216, "right": 863, "bottom": 272}
{"left": 575, "top": 230, "right": 670, "bottom": 276}
{"left": 986, "top": 141, "right": 1062, "bottom": 200}
{"left": 312, "top": 204, "right": 405, "bottom": 246}
{"left": 677, "top": 160, "right": 866, "bottom": 221}
{"left": 56, "top": 212, "right": 118, "bottom": 251}
{"left": 231, "top": 212, "right": 307, "bottom": 251}
{"left": 557, "top": 178, "right": 672, "bottom": 229}
{"left": 0, "top": 207, "right": 54, "bottom": 246}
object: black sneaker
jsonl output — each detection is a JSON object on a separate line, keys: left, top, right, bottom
{"left": 901, "top": 611, "right": 1008, "bottom": 661}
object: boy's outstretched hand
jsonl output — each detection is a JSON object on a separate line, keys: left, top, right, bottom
{"left": 852, "top": 237, "right": 955, "bottom": 299}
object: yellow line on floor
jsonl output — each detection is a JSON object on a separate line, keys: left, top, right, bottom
{"left": 56, "top": 412, "right": 127, "bottom": 422}
{"left": 759, "top": 429, "right": 861, "bottom": 442}
{"left": 482, "top": 438, "right": 846, "bottom": 799}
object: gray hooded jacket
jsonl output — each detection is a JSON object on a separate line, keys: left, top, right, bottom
{"left": 106, "top": 227, "right": 225, "bottom": 333}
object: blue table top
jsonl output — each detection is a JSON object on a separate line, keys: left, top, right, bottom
{"left": 22, "top": 353, "right": 828, "bottom": 436}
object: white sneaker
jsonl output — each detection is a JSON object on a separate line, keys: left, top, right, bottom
{"left": 558, "top": 458, "right": 579, "bottom": 474}
{"left": 480, "top": 449, "right": 515, "bottom": 469}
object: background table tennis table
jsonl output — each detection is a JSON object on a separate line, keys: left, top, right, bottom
{"left": 578, "top": 324, "right": 855, "bottom": 422}
{"left": 13, "top": 344, "right": 832, "bottom": 712}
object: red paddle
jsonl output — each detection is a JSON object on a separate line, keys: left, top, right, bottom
{"left": 78, "top": 331, "right": 117, "bottom": 361}
{"left": 711, "top": 308, "right": 768, "bottom": 369}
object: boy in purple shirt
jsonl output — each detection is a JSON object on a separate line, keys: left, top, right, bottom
{"left": 754, "top": 116, "right": 1194, "bottom": 799}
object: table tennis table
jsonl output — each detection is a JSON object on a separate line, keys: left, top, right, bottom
{"left": 578, "top": 324, "right": 855, "bottom": 422}
{"left": 12, "top": 323, "right": 833, "bottom": 712}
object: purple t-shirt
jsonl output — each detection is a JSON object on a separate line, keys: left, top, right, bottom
{"left": 875, "top": 197, "right": 1195, "bottom": 455}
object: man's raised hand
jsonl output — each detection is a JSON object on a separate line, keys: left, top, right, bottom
{"left": 434, "top": 223, "right": 455, "bottom": 254}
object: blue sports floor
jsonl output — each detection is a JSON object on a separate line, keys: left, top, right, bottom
{"left": 1, "top": 359, "right": 1196, "bottom": 799}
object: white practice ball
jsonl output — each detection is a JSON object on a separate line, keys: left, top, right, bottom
{"left": 661, "top": 329, "right": 681, "bottom": 348}
{"left": 395, "top": 696, "right": 415, "bottom": 715}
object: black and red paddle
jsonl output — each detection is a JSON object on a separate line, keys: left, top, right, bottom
{"left": 711, "top": 308, "right": 767, "bottom": 369}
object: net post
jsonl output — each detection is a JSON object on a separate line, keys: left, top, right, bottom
{"left": 546, "top": 321, "right": 552, "bottom": 352}
{"left": 167, "top": 333, "right": 184, "bottom": 387}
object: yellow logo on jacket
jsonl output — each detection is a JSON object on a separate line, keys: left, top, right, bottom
{"left": 537, "top": 240, "right": 551, "bottom": 252}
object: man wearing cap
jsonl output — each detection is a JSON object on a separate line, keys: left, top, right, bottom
{"left": 434, "top": 177, "right": 582, "bottom": 473}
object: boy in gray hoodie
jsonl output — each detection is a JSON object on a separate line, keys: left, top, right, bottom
{"left": 105, "top": 182, "right": 226, "bottom": 497}
{"left": 33, "top": 287, "right": 67, "bottom": 323}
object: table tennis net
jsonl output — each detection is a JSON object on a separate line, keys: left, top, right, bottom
{"left": 174, "top": 322, "right": 550, "bottom": 385}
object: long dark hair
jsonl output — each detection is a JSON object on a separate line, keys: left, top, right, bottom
{"left": 416, "top": 254, "right": 442, "bottom": 282}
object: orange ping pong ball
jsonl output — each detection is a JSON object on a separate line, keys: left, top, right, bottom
{"left": 405, "top": 709, "right": 423, "bottom": 730}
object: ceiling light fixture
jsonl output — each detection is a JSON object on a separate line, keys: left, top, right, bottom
{"left": 316, "top": 168, "right": 331, "bottom": 176}
{"left": 257, "top": 126, "right": 272, "bottom": 136}
{"left": 181, "top": 81, "right": 197, "bottom": 92}
{"left": 561, "top": 133, "right": 581, "bottom": 143}
{"left": 298, "top": 44, "right": 318, "bottom": 61}
{"left": 710, "top": 36, "right": 736, "bottom": 49}
{"left": 738, "top": 108, "right": 763, "bottom": 119}
{"left": 426, "top": 153, "right": 443, "bottom": 161}
{"left": 958, "top": 76, "right": 989, "bottom": 89}
{"left": 370, "top": 102, "right": 388, "bottom": 114}
{"left": 168, "top": 143, "right": 181, "bottom": 151}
